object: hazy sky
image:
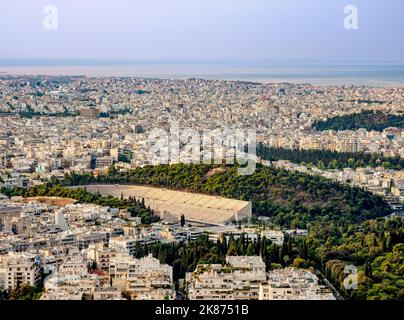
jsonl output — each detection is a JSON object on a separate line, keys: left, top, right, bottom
{"left": 0, "top": 0, "right": 403, "bottom": 62}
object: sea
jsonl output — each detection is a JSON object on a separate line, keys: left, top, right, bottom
{"left": 1, "top": 59, "right": 404, "bottom": 87}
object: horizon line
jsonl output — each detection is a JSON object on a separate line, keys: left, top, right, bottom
{"left": 1, "top": 58, "right": 404, "bottom": 66}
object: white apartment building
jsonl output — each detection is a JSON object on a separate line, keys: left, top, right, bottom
{"left": 261, "top": 230, "right": 284, "bottom": 246}
{"left": 0, "top": 255, "right": 7, "bottom": 289}
{"left": 109, "top": 252, "right": 174, "bottom": 300}
{"left": 392, "top": 186, "right": 404, "bottom": 202}
{"left": 77, "top": 231, "right": 108, "bottom": 250}
{"left": 259, "top": 268, "right": 335, "bottom": 300}
{"left": 42, "top": 254, "right": 99, "bottom": 300}
{"left": 87, "top": 243, "right": 116, "bottom": 271}
{"left": 187, "top": 264, "right": 234, "bottom": 300}
{"left": 3, "top": 252, "right": 42, "bottom": 289}
{"left": 58, "top": 255, "right": 89, "bottom": 275}
{"left": 109, "top": 236, "right": 138, "bottom": 256}
{"left": 187, "top": 256, "right": 266, "bottom": 300}
{"left": 93, "top": 286, "right": 122, "bottom": 300}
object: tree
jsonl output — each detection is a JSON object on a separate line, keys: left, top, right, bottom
{"left": 227, "top": 236, "right": 238, "bottom": 256}
{"left": 348, "top": 158, "right": 356, "bottom": 168}
{"left": 90, "top": 261, "right": 97, "bottom": 270}
{"left": 122, "top": 291, "right": 132, "bottom": 300}
{"left": 382, "top": 237, "right": 387, "bottom": 252}
{"left": 246, "top": 242, "right": 255, "bottom": 256}
{"left": 300, "top": 239, "right": 308, "bottom": 260}
{"left": 107, "top": 165, "right": 118, "bottom": 176}
{"left": 317, "top": 160, "right": 325, "bottom": 170}
{"left": 180, "top": 214, "right": 185, "bottom": 227}
{"left": 381, "top": 162, "right": 392, "bottom": 170}
{"left": 3, "top": 284, "right": 44, "bottom": 300}
{"left": 291, "top": 257, "right": 306, "bottom": 268}
{"left": 364, "top": 260, "right": 373, "bottom": 278}
{"left": 279, "top": 241, "right": 288, "bottom": 266}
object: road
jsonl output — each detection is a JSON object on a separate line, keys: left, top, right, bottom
{"left": 316, "top": 270, "right": 345, "bottom": 300}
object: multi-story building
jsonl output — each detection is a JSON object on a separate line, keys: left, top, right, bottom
{"left": 77, "top": 232, "right": 108, "bottom": 250}
{"left": 42, "top": 254, "right": 99, "bottom": 300}
{"left": 186, "top": 256, "right": 266, "bottom": 300}
{"left": 259, "top": 268, "right": 335, "bottom": 300}
{"left": 93, "top": 287, "right": 122, "bottom": 300}
{"left": 109, "top": 252, "right": 174, "bottom": 300}
{"left": 4, "top": 252, "right": 42, "bottom": 289}
{"left": 392, "top": 186, "right": 404, "bottom": 202}
{"left": 94, "top": 156, "right": 112, "bottom": 169}
{"left": 0, "top": 255, "right": 7, "bottom": 289}
{"left": 109, "top": 236, "right": 138, "bottom": 257}
{"left": 87, "top": 243, "right": 116, "bottom": 271}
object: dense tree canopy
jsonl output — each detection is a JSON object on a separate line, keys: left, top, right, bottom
{"left": 64, "top": 163, "right": 391, "bottom": 228}
{"left": 1, "top": 163, "right": 401, "bottom": 300}
{"left": 0, "top": 284, "right": 43, "bottom": 300}
{"left": 313, "top": 110, "right": 404, "bottom": 132}
{"left": 320, "top": 218, "right": 404, "bottom": 300}
{"left": 256, "top": 143, "right": 404, "bottom": 170}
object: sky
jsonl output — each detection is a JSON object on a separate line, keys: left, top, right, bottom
{"left": 0, "top": 0, "right": 403, "bottom": 63}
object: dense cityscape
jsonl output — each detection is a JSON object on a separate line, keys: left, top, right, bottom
{"left": 0, "top": 75, "right": 403, "bottom": 300}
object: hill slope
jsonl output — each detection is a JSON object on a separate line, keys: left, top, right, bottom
{"left": 65, "top": 164, "right": 392, "bottom": 228}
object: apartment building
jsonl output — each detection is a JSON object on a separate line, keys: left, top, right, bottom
{"left": 3, "top": 252, "right": 42, "bottom": 289}
{"left": 186, "top": 256, "right": 266, "bottom": 300}
{"left": 259, "top": 268, "right": 335, "bottom": 300}
{"left": 126, "top": 254, "right": 174, "bottom": 300}
{"left": 0, "top": 255, "right": 7, "bottom": 289}
{"left": 77, "top": 231, "right": 108, "bottom": 250}
{"left": 42, "top": 254, "right": 99, "bottom": 300}
{"left": 87, "top": 243, "right": 116, "bottom": 271}
{"left": 109, "top": 252, "right": 174, "bottom": 300}
{"left": 93, "top": 287, "right": 122, "bottom": 300}
{"left": 392, "top": 186, "right": 404, "bottom": 202}
{"left": 109, "top": 236, "right": 138, "bottom": 257}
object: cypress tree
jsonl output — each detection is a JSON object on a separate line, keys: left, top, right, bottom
{"left": 364, "top": 260, "right": 373, "bottom": 278}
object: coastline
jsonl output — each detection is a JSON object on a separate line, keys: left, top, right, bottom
{"left": 1, "top": 63, "right": 404, "bottom": 87}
